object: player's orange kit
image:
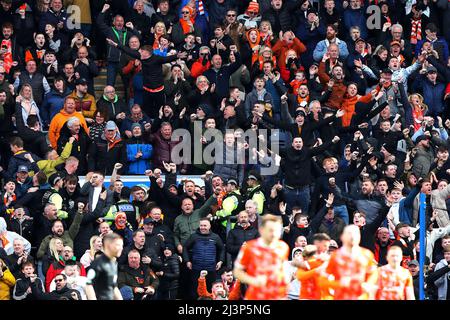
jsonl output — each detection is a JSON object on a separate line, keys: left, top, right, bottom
{"left": 376, "top": 265, "right": 414, "bottom": 300}
{"left": 235, "top": 238, "right": 290, "bottom": 300}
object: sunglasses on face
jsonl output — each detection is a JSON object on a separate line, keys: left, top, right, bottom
{"left": 55, "top": 278, "right": 64, "bottom": 283}
{"left": 227, "top": 14, "right": 236, "bottom": 17}
{"left": 182, "top": 11, "right": 190, "bottom": 14}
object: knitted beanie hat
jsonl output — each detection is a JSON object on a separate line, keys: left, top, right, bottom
{"left": 247, "top": 0, "right": 260, "bottom": 14}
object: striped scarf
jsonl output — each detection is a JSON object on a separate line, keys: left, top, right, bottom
{"left": 198, "top": 0, "right": 205, "bottom": 15}
{"left": 410, "top": 18, "right": 422, "bottom": 43}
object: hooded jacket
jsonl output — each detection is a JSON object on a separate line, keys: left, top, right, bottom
{"left": 126, "top": 135, "right": 153, "bottom": 175}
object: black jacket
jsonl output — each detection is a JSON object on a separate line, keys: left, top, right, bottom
{"left": 158, "top": 254, "right": 180, "bottom": 291}
{"left": 97, "top": 12, "right": 141, "bottom": 63}
{"left": 262, "top": 3, "right": 296, "bottom": 34}
{"left": 57, "top": 122, "right": 90, "bottom": 175}
{"left": 226, "top": 224, "right": 259, "bottom": 261}
{"left": 88, "top": 134, "right": 127, "bottom": 175}
{"left": 31, "top": 283, "right": 81, "bottom": 300}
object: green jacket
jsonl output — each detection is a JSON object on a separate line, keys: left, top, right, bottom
{"left": 36, "top": 211, "right": 83, "bottom": 259}
{"left": 173, "top": 196, "right": 217, "bottom": 247}
{"left": 37, "top": 141, "right": 73, "bottom": 177}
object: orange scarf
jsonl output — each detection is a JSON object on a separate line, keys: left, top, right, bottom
{"left": 179, "top": 6, "right": 195, "bottom": 34}
{"left": 246, "top": 29, "right": 262, "bottom": 65}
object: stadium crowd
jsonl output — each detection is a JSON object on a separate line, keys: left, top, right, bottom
{"left": 0, "top": 0, "right": 450, "bottom": 300}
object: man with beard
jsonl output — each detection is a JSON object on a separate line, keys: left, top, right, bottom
{"left": 36, "top": 201, "right": 84, "bottom": 260}
{"left": 68, "top": 78, "right": 97, "bottom": 123}
{"left": 313, "top": 25, "right": 349, "bottom": 62}
{"left": 226, "top": 211, "right": 260, "bottom": 266}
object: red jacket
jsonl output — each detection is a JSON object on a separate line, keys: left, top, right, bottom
{"left": 45, "top": 259, "right": 86, "bottom": 292}
{"left": 190, "top": 58, "right": 211, "bottom": 79}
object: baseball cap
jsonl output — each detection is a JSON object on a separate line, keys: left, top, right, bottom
{"left": 75, "top": 78, "right": 88, "bottom": 86}
{"left": 105, "top": 120, "right": 117, "bottom": 131}
{"left": 227, "top": 179, "right": 238, "bottom": 186}
{"left": 143, "top": 218, "right": 156, "bottom": 225}
{"left": 381, "top": 68, "right": 393, "bottom": 74}
{"left": 390, "top": 40, "right": 401, "bottom": 47}
{"left": 408, "top": 260, "right": 419, "bottom": 267}
{"left": 415, "top": 135, "right": 431, "bottom": 144}
{"left": 17, "top": 165, "right": 29, "bottom": 173}
{"left": 355, "top": 37, "right": 366, "bottom": 43}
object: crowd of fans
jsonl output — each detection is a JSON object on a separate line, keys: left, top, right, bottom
{"left": 0, "top": 0, "right": 450, "bottom": 300}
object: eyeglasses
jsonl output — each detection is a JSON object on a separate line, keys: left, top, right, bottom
{"left": 182, "top": 11, "right": 190, "bottom": 14}
{"left": 55, "top": 278, "right": 64, "bottom": 283}
{"left": 227, "top": 14, "right": 236, "bottom": 17}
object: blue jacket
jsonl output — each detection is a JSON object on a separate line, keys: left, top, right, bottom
{"left": 183, "top": 229, "right": 225, "bottom": 271}
{"left": 40, "top": 88, "right": 71, "bottom": 126}
{"left": 295, "top": 21, "right": 326, "bottom": 68}
{"left": 126, "top": 137, "right": 153, "bottom": 174}
{"left": 413, "top": 75, "right": 446, "bottom": 116}
{"left": 313, "top": 38, "right": 349, "bottom": 62}
{"left": 398, "top": 187, "right": 420, "bottom": 225}
{"left": 415, "top": 37, "right": 449, "bottom": 63}
{"left": 343, "top": 7, "right": 368, "bottom": 39}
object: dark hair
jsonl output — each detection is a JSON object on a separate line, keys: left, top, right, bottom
{"left": 9, "top": 136, "right": 23, "bottom": 148}
{"left": 21, "top": 261, "right": 35, "bottom": 270}
{"left": 2, "top": 22, "right": 13, "bottom": 30}
{"left": 35, "top": 171, "right": 48, "bottom": 185}
{"left": 120, "top": 186, "right": 131, "bottom": 200}
{"left": 64, "top": 174, "right": 78, "bottom": 185}
{"left": 26, "top": 115, "right": 39, "bottom": 127}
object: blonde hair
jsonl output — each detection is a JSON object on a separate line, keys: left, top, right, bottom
{"left": 154, "top": 21, "right": 167, "bottom": 34}
{"left": 19, "top": 84, "right": 34, "bottom": 101}
{"left": 49, "top": 237, "right": 63, "bottom": 260}
{"left": 408, "top": 93, "right": 428, "bottom": 112}
{"left": 89, "top": 235, "right": 101, "bottom": 258}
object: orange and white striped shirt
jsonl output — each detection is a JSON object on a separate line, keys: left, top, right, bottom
{"left": 376, "top": 265, "right": 414, "bottom": 300}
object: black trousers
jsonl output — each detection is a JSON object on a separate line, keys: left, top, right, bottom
{"left": 143, "top": 90, "right": 166, "bottom": 119}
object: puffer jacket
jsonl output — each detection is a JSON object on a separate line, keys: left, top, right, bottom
{"left": 0, "top": 267, "right": 15, "bottom": 300}
{"left": 126, "top": 136, "right": 153, "bottom": 174}
{"left": 158, "top": 253, "right": 180, "bottom": 292}
{"left": 68, "top": 91, "right": 97, "bottom": 119}
{"left": 183, "top": 229, "right": 225, "bottom": 271}
{"left": 262, "top": 4, "right": 294, "bottom": 35}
